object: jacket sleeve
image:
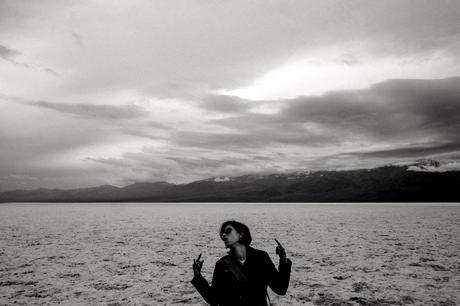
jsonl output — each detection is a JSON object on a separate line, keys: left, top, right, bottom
{"left": 263, "top": 252, "right": 292, "bottom": 295}
{"left": 191, "top": 262, "right": 222, "bottom": 305}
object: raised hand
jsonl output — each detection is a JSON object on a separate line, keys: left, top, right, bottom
{"left": 193, "top": 253, "right": 204, "bottom": 277}
{"left": 274, "top": 238, "right": 288, "bottom": 263}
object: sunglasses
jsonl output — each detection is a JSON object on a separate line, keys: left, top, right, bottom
{"left": 222, "top": 227, "right": 233, "bottom": 237}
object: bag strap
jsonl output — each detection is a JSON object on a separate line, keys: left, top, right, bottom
{"left": 223, "top": 257, "right": 264, "bottom": 306}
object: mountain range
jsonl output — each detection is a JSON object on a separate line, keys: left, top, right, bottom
{"left": 1, "top": 160, "right": 459, "bottom": 203}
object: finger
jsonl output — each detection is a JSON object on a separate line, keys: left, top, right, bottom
{"left": 274, "top": 238, "right": 282, "bottom": 247}
{"left": 196, "top": 253, "right": 202, "bottom": 261}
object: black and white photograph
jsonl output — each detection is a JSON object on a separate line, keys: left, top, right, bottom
{"left": 0, "top": 1, "right": 459, "bottom": 305}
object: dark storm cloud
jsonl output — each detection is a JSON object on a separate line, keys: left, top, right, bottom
{"left": 33, "top": 101, "right": 147, "bottom": 120}
{"left": 83, "top": 157, "right": 130, "bottom": 168}
{"left": 171, "top": 126, "right": 340, "bottom": 151}
{"left": 341, "top": 142, "right": 460, "bottom": 159}
{"left": 2, "top": 94, "right": 149, "bottom": 120}
{"left": 282, "top": 77, "right": 460, "bottom": 141}
{"left": 166, "top": 156, "right": 249, "bottom": 170}
{"left": 176, "top": 77, "right": 460, "bottom": 160}
{"left": 119, "top": 123, "right": 171, "bottom": 141}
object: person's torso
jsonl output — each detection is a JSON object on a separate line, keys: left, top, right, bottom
{"left": 216, "top": 248, "right": 270, "bottom": 306}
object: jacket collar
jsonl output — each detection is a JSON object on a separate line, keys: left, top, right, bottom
{"left": 227, "top": 246, "right": 254, "bottom": 260}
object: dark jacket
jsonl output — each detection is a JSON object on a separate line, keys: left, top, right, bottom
{"left": 191, "top": 247, "right": 292, "bottom": 306}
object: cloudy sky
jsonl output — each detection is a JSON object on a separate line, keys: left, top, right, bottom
{"left": 1, "top": 1, "right": 460, "bottom": 191}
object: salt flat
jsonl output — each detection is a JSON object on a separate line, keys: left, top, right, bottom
{"left": 0, "top": 203, "right": 459, "bottom": 305}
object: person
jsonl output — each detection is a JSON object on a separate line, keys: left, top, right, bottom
{"left": 191, "top": 220, "right": 292, "bottom": 306}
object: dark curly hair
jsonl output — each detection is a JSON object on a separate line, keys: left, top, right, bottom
{"left": 219, "top": 220, "right": 252, "bottom": 246}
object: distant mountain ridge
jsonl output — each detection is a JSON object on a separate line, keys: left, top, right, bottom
{"left": 1, "top": 161, "right": 459, "bottom": 202}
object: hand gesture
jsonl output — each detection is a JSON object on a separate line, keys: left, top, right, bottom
{"left": 275, "top": 238, "right": 288, "bottom": 263}
{"left": 193, "top": 253, "right": 204, "bottom": 277}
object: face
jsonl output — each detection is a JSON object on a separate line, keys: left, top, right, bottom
{"left": 221, "top": 225, "right": 241, "bottom": 248}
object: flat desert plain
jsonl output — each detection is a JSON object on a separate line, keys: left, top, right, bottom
{"left": 0, "top": 203, "right": 459, "bottom": 305}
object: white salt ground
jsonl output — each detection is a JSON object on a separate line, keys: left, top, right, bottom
{"left": 0, "top": 203, "right": 459, "bottom": 305}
